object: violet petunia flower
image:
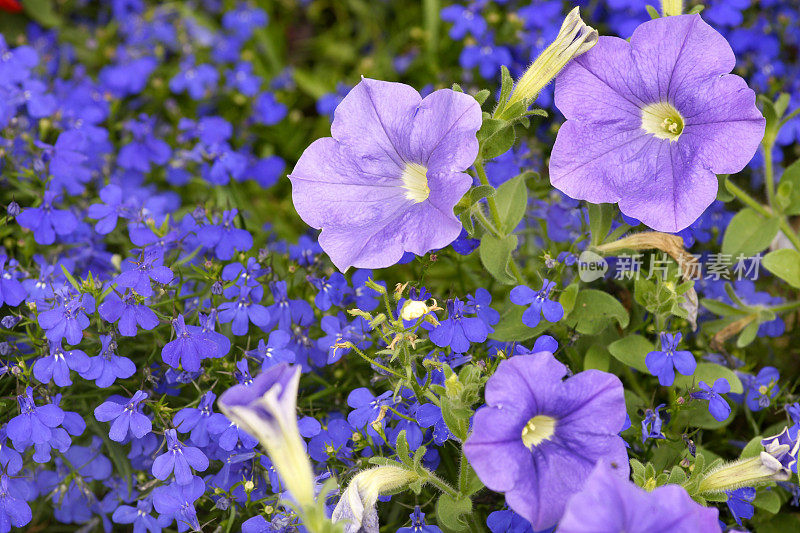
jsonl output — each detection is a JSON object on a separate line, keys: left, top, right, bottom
{"left": 550, "top": 15, "right": 765, "bottom": 232}
{"left": 463, "top": 353, "right": 629, "bottom": 530}
{"left": 289, "top": 78, "right": 482, "bottom": 271}
{"left": 556, "top": 461, "right": 721, "bottom": 532}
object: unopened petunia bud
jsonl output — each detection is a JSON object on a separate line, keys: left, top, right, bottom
{"left": 696, "top": 428, "right": 796, "bottom": 494}
{"left": 505, "top": 7, "right": 597, "bottom": 109}
{"left": 400, "top": 299, "right": 429, "bottom": 321}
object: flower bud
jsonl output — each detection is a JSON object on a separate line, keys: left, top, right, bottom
{"left": 6, "top": 201, "right": 20, "bottom": 217}
{"left": 400, "top": 299, "right": 429, "bottom": 321}
{"left": 661, "top": 0, "right": 683, "bottom": 16}
{"left": 505, "top": 7, "right": 598, "bottom": 109}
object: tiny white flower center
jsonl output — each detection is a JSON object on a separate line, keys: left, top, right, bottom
{"left": 400, "top": 163, "right": 430, "bottom": 203}
{"left": 641, "top": 101, "right": 684, "bottom": 141}
{"left": 521, "top": 415, "right": 556, "bottom": 449}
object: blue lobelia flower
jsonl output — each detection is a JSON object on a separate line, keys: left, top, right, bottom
{"left": 429, "top": 298, "right": 488, "bottom": 354}
{"left": 87, "top": 184, "right": 133, "bottom": 235}
{"left": 32, "top": 341, "right": 90, "bottom": 387}
{"left": 169, "top": 61, "right": 218, "bottom": 100}
{"left": 415, "top": 402, "right": 453, "bottom": 446}
{"left": 117, "top": 115, "right": 171, "bottom": 172}
{"left": 198, "top": 311, "right": 230, "bottom": 358}
{"left": 37, "top": 289, "right": 95, "bottom": 345}
{"left": 743, "top": 366, "right": 780, "bottom": 411}
{"left": 151, "top": 429, "right": 209, "bottom": 485}
{"left": 726, "top": 487, "right": 755, "bottom": 526}
{"left": 641, "top": 404, "right": 667, "bottom": 443}
{"left": 173, "top": 391, "right": 217, "bottom": 447}
{"left": 16, "top": 190, "right": 78, "bottom": 245}
{"left": 115, "top": 248, "right": 174, "bottom": 298}
{"left": 267, "top": 281, "right": 314, "bottom": 329}
{"left": 218, "top": 284, "right": 270, "bottom": 335}
{"left": 463, "top": 353, "right": 628, "bottom": 530}
{"left": 111, "top": 497, "right": 162, "bottom": 532}
{"left": 98, "top": 291, "right": 159, "bottom": 337}
{"left": 197, "top": 209, "right": 253, "bottom": 261}
{"left": 0, "top": 473, "right": 32, "bottom": 532}
{"left": 308, "top": 417, "right": 354, "bottom": 463}
{"left": 645, "top": 332, "right": 696, "bottom": 386}
{"left": 440, "top": 4, "right": 487, "bottom": 40}
{"left": 94, "top": 391, "right": 152, "bottom": 443}
{"left": 397, "top": 506, "right": 443, "bottom": 533}
{"left": 7, "top": 387, "right": 65, "bottom": 452}
{"left": 557, "top": 461, "right": 721, "bottom": 532}
{"left": 161, "top": 314, "right": 218, "bottom": 372}
{"left": 246, "top": 330, "right": 296, "bottom": 369}
{"left": 0, "top": 427, "right": 23, "bottom": 475}
{"left": 0, "top": 255, "right": 25, "bottom": 308}
{"left": 486, "top": 509, "right": 536, "bottom": 533}
{"left": 691, "top": 379, "right": 732, "bottom": 421}
{"left": 347, "top": 388, "right": 395, "bottom": 429}
{"left": 152, "top": 476, "right": 205, "bottom": 532}
{"left": 509, "top": 280, "right": 564, "bottom": 329}
{"left": 80, "top": 334, "right": 136, "bottom": 388}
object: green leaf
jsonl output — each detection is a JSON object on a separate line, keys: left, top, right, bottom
{"left": 61, "top": 264, "right": 82, "bottom": 292}
{"left": 495, "top": 65, "right": 514, "bottom": 114}
{"left": 454, "top": 185, "right": 496, "bottom": 216}
{"left": 753, "top": 489, "right": 782, "bottom": 514}
{"left": 479, "top": 234, "right": 518, "bottom": 285}
{"left": 763, "top": 249, "right": 800, "bottom": 288}
{"left": 584, "top": 344, "right": 611, "bottom": 371}
{"left": 458, "top": 462, "right": 484, "bottom": 496}
{"left": 667, "top": 466, "right": 687, "bottom": 485}
{"left": 24, "top": 0, "right": 62, "bottom": 27}
{"left": 559, "top": 283, "right": 579, "bottom": 315}
{"left": 587, "top": 203, "right": 615, "bottom": 246}
{"left": 716, "top": 175, "right": 734, "bottom": 202}
{"left": 566, "top": 289, "right": 630, "bottom": 335}
{"left": 700, "top": 299, "right": 748, "bottom": 317}
{"left": 673, "top": 362, "right": 744, "bottom": 394}
{"left": 440, "top": 398, "right": 470, "bottom": 441}
{"left": 478, "top": 118, "right": 516, "bottom": 160}
{"left": 608, "top": 335, "right": 652, "bottom": 373}
{"left": 740, "top": 436, "right": 764, "bottom": 459}
{"left": 778, "top": 159, "right": 800, "bottom": 215}
{"left": 721, "top": 208, "right": 779, "bottom": 257}
{"left": 473, "top": 89, "right": 491, "bottom": 105}
{"left": 435, "top": 494, "right": 472, "bottom": 532}
{"left": 737, "top": 319, "right": 760, "bottom": 348}
{"left": 494, "top": 174, "right": 528, "bottom": 233}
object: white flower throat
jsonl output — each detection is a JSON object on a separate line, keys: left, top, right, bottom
{"left": 641, "top": 101, "right": 685, "bottom": 141}
{"left": 521, "top": 415, "right": 557, "bottom": 449}
{"left": 401, "top": 163, "right": 430, "bottom": 203}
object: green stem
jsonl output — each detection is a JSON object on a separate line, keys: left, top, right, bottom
{"left": 764, "top": 143, "right": 776, "bottom": 210}
{"left": 474, "top": 159, "right": 526, "bottom": 285}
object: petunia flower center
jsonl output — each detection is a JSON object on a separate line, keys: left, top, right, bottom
{"left": 401, "top": 163, "right": 430, "bottom": 203}
{"left": 521, "top": 414, "right": 556, "bottom": 449}
{"left": 640, "top": 102, "right": 684, "bottom": 141}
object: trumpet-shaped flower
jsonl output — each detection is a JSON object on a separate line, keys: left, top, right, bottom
{"left": 218, "top": 363, "right": 315, "bottom": 507}
{"left": 550, "top": 15, "right": 765, "bottom": 232}
{"left": 289, "top": 78, "right": 481, "bottom": 271}
{"left": 463, "top": 352, "right": 628, "bottom": 530}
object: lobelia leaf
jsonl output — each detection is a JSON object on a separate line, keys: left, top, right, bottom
{"left": 763, "top": 249, "right": 800, "bottom": 288}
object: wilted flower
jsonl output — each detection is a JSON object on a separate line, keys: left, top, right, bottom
{"left": 550, "top": 15, "right": 765, "bottom": 232}
{"left": 463, "top": 352, "right": 628, "bottom": 529}
{"left": 332, "top": 465, "right": 420, "bottom": 533}
{"left": 289, "top": 78, "right": 481, "bottom": 271}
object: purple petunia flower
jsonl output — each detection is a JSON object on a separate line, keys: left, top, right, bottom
{"left": 94, "top": 391, "right": 152, "bottom": 442}
{"left": 151, "top": 429, "right": 209, "bottom": 485}
{"left": 115, "top": 248, "right": 174, "bottom": 298}
{"left": 510, "top": 280, "right": 564, "bottom": 329}
{"left": 32, "top": 341, "right": 90, "bottom": 387}
{"left": 556, "top": 461, "right": 721, "bottom": 532}
{"left": 691, "top": 378, "right": 732, "bottom": 421}
{"left": 550, "top": 15, "right": 765, "bottom": 232}
{"left": 162, "top": 314, "right": 218, "bottom": 372}
{"left": 645, "top": 332, "right": 696, "bottom": 386}
{"left": 289, "top": 78, "right": 481, "bottom": 271}
{"left": 463, "top": 352, "right": 628, "bottom": 530}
